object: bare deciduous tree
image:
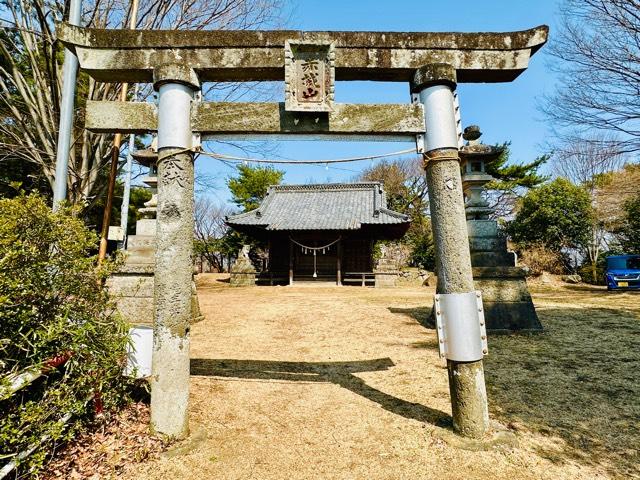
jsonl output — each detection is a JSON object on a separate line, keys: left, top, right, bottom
{"left": 194, "top": 196, "right": 232, "bottom": 272}
{"left": 358, "top": 156, "right": 428, "bottom": 216}
{"left": 593, "top": 163, "right": 640, "bottom": 236}
{"left": 541, "top": 0, "right": 640, "bottom": 153}
{"left": 550, "top": 134, "right": 627, "bottom": 186}
{"left": 0, "top": 0, "right": 285, "bottom": 207}
{"left": 550, "top": 134, "right": 631, "bottom": 281}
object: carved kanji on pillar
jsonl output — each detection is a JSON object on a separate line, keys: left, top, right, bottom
{"left": 285, "top": 40, "right": 335, "bottom": 112}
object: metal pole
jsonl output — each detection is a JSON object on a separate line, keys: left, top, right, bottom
{"left": 413, "top": 64, "right": 489, "bottom": 438}
{"left": 97, "top": 0, "right": 139, "bottom": 261}
{"left": 118, "top": 131, "right": 135, "bottom": 249}
{"left": 52, "top": 0, "right": 81, "bottom": 210}
{"left": 119, "top": 84, "right": 139, "bottom": 249}
{"left": 150, "top": 66, "right": 198, "bottom": 439}
{"left": 289, "top": 239, "right": 294, "bottom": 285}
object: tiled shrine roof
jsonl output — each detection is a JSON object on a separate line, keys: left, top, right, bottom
{"left": 226, "top": 183, "right": 410, "bottom": 232}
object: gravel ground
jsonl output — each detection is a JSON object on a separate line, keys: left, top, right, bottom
{"left": 119, "top": 274, "right": 639, "bottom": 480}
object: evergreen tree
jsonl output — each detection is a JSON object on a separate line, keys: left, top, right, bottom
{"left": 227, "top": 164, "right": 284, "bottom": 212}
{"left": 224, "top": 164, "right": 285, "bottom": 266}
{"left": 617, "top": 195, "right": 640, "bottom": 253}
{"left": 483, "top": 143, "right": 549, "bottom": 217}
{"left": 486, "top": 143, "right": 549, "bottom": 192}
{"left": 507, "top": 178, "right": 594, "bottom": 253}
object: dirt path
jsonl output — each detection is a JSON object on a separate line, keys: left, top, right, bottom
{"left": 123, "top": 275, "right": 639, "bottom": 480}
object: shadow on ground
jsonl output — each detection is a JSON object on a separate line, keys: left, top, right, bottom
{"left": 485, "top": 305, "right": 640, "bottom": 479}
{"left": 388, "top": 306, "right": 433, "bottom": 328}
{"left": 390, "top": 292, "right": 640, "bottom": 477}
{"left": 560, "top": 284, "right": 607, "bottom": 293}
{"left": 191, "top": 358, "right": 450, "bottom": 427}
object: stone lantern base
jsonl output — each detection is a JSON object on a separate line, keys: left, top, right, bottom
{"left": 230, "top": 247, "right": 257, "bottom": 286}
{"left": 467, "top": 220, "right": 542, "bottom": 332}
{"left": 472, "top": 267, "right": 542, "bottom": 332}
{"left": 106, "top": 218, "right": 203, "bottom": 326}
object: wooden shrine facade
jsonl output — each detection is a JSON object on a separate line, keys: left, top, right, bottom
{"left": 226, "top": 183, "right": 411, "bottom": 285}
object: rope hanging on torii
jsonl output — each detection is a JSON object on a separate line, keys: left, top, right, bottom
{"left": 290, "top": 236, "right": 341, "bottom": 278}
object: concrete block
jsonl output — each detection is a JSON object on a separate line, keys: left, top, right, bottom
{"left": 375, "top": 272, "right": 397, "bottom": 288}
{"left": 136, "top": 219, "right": 156, "bottom": 236}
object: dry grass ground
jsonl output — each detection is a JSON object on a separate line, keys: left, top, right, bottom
{"left": 122, "top": 275, "right": 640, "bottom": 480}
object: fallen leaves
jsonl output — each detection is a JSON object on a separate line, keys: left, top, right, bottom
{"left": 42, "top": 402, "right": 169, "bottom": 479}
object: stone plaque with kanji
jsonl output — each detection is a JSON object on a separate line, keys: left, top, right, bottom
{"left": 285, "top": 40, "right": 335, "bottom": 112}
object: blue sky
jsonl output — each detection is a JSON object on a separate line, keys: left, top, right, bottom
{"left": 197, "top": 0, "right": 561, "bottom": 204}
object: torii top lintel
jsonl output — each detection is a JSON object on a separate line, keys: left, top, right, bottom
{"left": 57, "top": 24, "right": 548, "bottom": 84}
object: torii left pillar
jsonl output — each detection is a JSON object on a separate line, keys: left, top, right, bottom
{"left": 151, "top": 65, "right": 199, "bottom": 438}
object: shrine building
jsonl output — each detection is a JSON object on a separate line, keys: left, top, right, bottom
{"left": 226, "top": 182, "right": 411, "bottom": 286}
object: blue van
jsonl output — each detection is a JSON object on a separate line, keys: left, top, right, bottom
{"left": 605, "top": 255, "right": 640, "bottom": 291}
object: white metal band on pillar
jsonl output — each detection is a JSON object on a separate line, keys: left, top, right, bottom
{"left": 157, "top": 83, "right": 194, "bottom": 149}
{"left": 434, "top": 291, "right": 488, "bottom": 362}
{"left": 418, "top": 84, "right": 459, "bottom": 152}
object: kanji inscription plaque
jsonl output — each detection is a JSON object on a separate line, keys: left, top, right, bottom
{"left": 285, "top": 40, "right": 335, "bottom": 112}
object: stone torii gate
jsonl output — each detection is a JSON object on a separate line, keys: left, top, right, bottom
{"left": 57, "top": 23, "right": 547, "bottom": 440}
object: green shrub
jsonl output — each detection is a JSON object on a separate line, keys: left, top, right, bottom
{"left": 0, "top": 194, "right": 130, "bottom": 476}
{"left": 617, "top": 194, "right": 640, "bottom": 253}
{"left": 405, "top": 216, "right": 436, "bottom": 270}
{"left": 507, "top": 178, "right": 593, "bottom": 253}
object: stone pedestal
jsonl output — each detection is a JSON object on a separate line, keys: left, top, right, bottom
{"left": 106, "top": 221, "right": 157, "bottom": 326}
{"left": 107, "top": 219, "right": 204, "bottom": 326}
{"left": 467, "top": 221, "right": 515, "bottom": 268}
{"left": 230, "top": 247, "right": 256, "bottom": 286}
{"left": 469, "top": 220, "right": 542, "bottom": 332}
{"left": 106, "top": 161, "right": 203, "bottom": 326}
{"left": 375, "top": 256, "right": 398, "bottom": 288}
{"left": 472, "top": 267, "right": 541, "bottom": 332}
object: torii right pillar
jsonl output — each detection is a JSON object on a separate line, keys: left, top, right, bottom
{"left": 413, "top": 64, "right": 489, "bottom": 438}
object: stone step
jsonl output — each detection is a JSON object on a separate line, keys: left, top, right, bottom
{"left": 106, "top": 274, "right": 154, "bottom": 297}
{"left": 124, "top": 247, "right": 155, "bottom": 262}
{"left": 127, "top": 235, "right": 156, "bottom": 249}
{"left": 471, "top": 251, "right": 516, "bottom": 267}
{"left": 473, "top": 277, "right": 532, "bottom": 303}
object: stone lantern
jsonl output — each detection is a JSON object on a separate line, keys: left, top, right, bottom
{"left": 131, "top": 146, "right": 159, "bottom": 228}
{"left": 460, "top": 125, "right": 499, "bottom": 221}
{"left": 458, "top": 125, "right": 542, "bottom": 332}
